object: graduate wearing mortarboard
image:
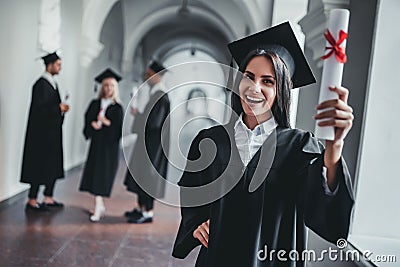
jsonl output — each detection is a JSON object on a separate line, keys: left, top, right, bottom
{"left": 123, "top": 60, "right": 170, "bottom": 224}
{"left": 172, "top": 22, "right": 355, "bottom": 266}
{"left": 21, "top": 52, "right": 69, "bottom": 211}
{"left": 79, "top": 68, "right": 123, "bottom": 222}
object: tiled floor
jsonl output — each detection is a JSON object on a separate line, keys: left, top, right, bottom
{"left": 0, "top": 160, "right": 199, "bottom": 267}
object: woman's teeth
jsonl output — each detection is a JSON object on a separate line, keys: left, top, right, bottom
{"left": 246, "top": 95, "right": 264, "bottom": 103}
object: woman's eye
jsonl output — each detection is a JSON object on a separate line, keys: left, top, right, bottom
{"left": 244, "top": 74, "right": 254, "bottom": 81}
{"left": 263, "top": 79, "right": 274, "bottom": 85}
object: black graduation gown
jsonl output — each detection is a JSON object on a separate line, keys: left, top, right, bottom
{"left": 124, "top": 89, "right": 170, "bottom": 199}
{"left": 79, "top": 99, "right": 123, "bottom": 197}
{"left": 172, "top": 124, "right": 354, "bottom": 267}
{"left": 21, "top": 77, "right": 64, "bottom": 184}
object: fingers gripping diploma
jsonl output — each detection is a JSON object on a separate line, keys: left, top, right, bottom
{"left": 314, "top": 86, "right": 354, "bottom": 142}
{"left": 193, "top": 220, "right": 210, "bottom": 248}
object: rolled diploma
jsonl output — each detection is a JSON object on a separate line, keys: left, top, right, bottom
{"left": 63, "top": 91, "right": 70, "bottom": 105}
{"left": 97, "top": 108, "right": 104, "bottom": 126}
{"left": 130, "top": 86, "right": 139, "bottom": 109}
{"left": 315, "top": 9, "right": 350, "bottom": 140}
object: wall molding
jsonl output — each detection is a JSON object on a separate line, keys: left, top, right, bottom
{"left": 79, "top": 36, "right": 104, "bottom": 68}
{"left": 80, "top": 0, "right": 117, "bottom": 67}
{"left": 299, "top": 0, "right": 350, "bottom": 68}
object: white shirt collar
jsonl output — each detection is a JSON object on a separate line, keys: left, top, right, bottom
{"left": 101, "top": 98, "right": 113, "bottom": 107}
{"left": 234, "top": 114, "right": 278, "bottom": 166}
{"left": 150, "top": 82, "right": 166, "bottom": 95}
{"left": 234, "top": 113, "right": 277, "bottom": 136}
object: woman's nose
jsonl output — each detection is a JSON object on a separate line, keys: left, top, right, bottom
{"left": 249, "top": 83, "right": 262, "bottom": 93}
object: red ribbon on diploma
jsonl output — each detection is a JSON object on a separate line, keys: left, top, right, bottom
{"left": 321, "top": 30, "right": 348, "bottom": 63}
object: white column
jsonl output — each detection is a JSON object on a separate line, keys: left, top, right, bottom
{"left": 38, "top": 0, "right": 61, "bottom": 52}
{"left": 79, "top": 36, "right": 104, "bottom": 68}
{"left": 271, "top": 0, "right": 308, "bottom": 128}
{"left": 80, "top": 0, "right": 117, "bottom": 67}
{"left": 299, "top": 0, "right": 350, "bottom": 68}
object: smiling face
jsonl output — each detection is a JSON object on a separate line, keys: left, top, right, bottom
{"left": 239, "top": 56, "right": 277, "bottom": 123}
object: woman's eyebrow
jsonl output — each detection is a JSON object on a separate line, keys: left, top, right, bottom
{"left": 261, "top": 75, "right": 276, "bottom": 79}
{"left": 244, "top": 70, "right": 254, "bottom": 76}
{"left": 245, "top": 70, "right": 275, "bottom": 79}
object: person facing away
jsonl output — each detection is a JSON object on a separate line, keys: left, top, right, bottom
{"left": 124, "top": 60, "right": 171, "bottom": 224}
{"left": 172, "top": 22, "right": 355, "bottom": 267}
{"left": 21, "top": 52, "right": 70, "bottom": 212}
{"left": 79, "top": 68, "right": 123, "bottom": 222}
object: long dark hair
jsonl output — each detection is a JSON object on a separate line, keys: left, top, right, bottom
{"left": 231, "top": 49, "right": 293, "bottom": 128}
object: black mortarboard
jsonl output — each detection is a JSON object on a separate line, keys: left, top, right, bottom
{"left": 228, "top": 22, "right": 316, "bottom": 88}
{"left": 95, "top": 68, "right": 122, "bottom": 83}
{"left": 41, "top": 52, "right": 60, "bottom": 65}
{"left": 94, "top": 68, "right": 122, "bottom": 92}
{"left": 148, "top": 60, "right": 166, "bottom": 74}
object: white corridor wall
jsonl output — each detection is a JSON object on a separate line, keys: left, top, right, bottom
{"left": 349, "top": 0, "right": 400, "bottom": 264}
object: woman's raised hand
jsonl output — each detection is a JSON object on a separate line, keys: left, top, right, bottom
{"left": 314, "top": 86, "right": 354, "bottom": 142}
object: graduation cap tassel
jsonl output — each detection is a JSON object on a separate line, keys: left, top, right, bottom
{"left": 94, "top": 84, "right": 98, "bottom": 93}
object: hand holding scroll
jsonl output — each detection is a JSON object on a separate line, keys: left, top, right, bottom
{"left": 314, "top": 86, "right": 353, "bottom": 142}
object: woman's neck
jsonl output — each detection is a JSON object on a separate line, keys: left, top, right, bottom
{"left": 243, "top": 113, "right": 271, "bottom": 130}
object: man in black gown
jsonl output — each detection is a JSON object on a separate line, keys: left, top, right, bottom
{"left": 124, "top": 60, "right": 171, "bottom": 224}
{"left": 21, "top": 52, "right": 69, "bottom": 211}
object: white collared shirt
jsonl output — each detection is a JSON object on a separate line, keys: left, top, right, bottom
{"left": 41, "top": 71, "right": 57, "bottom": 90}
{"left": 234, "top": 114, "right": 277, "bottom": 166}
{"left": 233, "top": 114, "right": 338, "bottom": 195}
{"left": 100, "top": 98, "right": 113, "bottom": 116}
{"left": 150, "top": 82, "right": 166, "bottom": 95}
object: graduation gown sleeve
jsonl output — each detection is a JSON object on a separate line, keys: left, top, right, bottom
{"left": 102, "top": 104, "right": 123, "bottom": 143}
{"left": 145, "top": 91, "right": 171, "bottom": 178}
{"left": 83, "top": 100, "right": 98, "bottom": 140}
{"left": 146, "top": 91, "right": 170, "bottom": 132}
{"left": 31, "top": 78, "right": 63, "bottom": 128}
{"left": 172, "top": 130, "right": 211, "bottom": 259}
{"left": 298, "top": 132, "right": 354, "bottom": 243}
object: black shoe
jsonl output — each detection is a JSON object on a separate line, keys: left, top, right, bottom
{"left": 43, "top": 201, "right": 64, "bottom": 208}
{"left": 124, "top": 208, "right": 142, "bottom": 218}
{"left": 127, "top": 214, "right": 153, "bottom": 224}
{"left": 25, "top": 203, "right": 48, "bottom": 212}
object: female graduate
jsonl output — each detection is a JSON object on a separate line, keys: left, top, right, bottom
{"left": 79, "top": 69, "right": 123, "bottom": 222}
{"left": 172, "top": 22, "right": 354, "bottom": 266}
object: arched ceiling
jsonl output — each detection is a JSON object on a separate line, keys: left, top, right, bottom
{"left": 82, "top": 0, "right": 275, "bottom": 79}
{"left": 139, "top": 9, "right": 235, "bottom": 65}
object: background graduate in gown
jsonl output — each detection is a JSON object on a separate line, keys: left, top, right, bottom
{"left": 21, "top": 52, "right": 69, "bottom": 211}
{"left": 173, "top": 22, "right": 355, "bottom": 266}
{"left": 79, "top": 68, "right": 123, "bottom": 222}
{"left": 124, "top": 60, "right": 170, "bottom": 224}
